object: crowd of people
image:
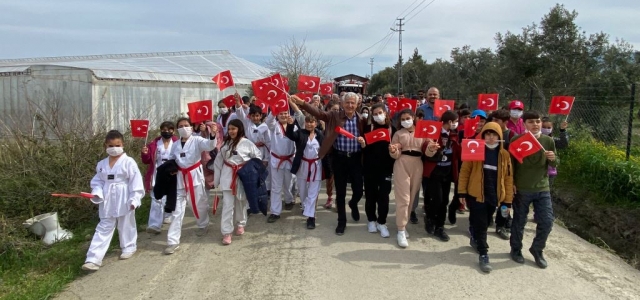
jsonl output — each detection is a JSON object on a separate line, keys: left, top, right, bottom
{"left": 81, "top": 87, "right": 569, "bottom": 274}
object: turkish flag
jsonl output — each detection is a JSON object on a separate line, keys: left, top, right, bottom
{"left": 222, "top": 95, "right": 236, "bottom": 109}
{"left": 387, "top": 97, "right": 399, "bottom": 115}
{"left": 269, "top": 73, "right": 287, "bottom": 91}
{"left": 130, "top": 119, "right": 150, "bottom": 138}
{"left": 264, "top": 83, "right": 289, "bottom": 114}
{"left": 320, "top": 83, "right": 333, "bottom": 96}
{"left": 251, "top": 76, "right": 273, "bottom": 99}
{"left": 295, "top": 92, "right": 314, "bottom": 103}
{"left": 549, "top": 96, "right": 575, "bottom": 115}
{"left": 399, "top": 99, "right": 417, "bottom": 112}
{"left": 212, "top": 70, "right": 234, "bottom": 91}
{"left": 187, "top": 100, "right": 213, "bottom": 124}
{"left": 461, "top": 139, "right": 486, "bottom": 161}
{"left": 254, "top": 98, "right": 270, "bottom": 114}
{"left": 415, "top": 120, "right": 442, "bottom": 140}
{"left": 282, "top": 76, "right": 290, "bottom": 92}
{"left": 364, "top": 128, "right": 391, "bottom": 144}
{"left": 335, "top": 126, "right": 355, "bottom": 139}
{"left": 464, "top": 116, "right": 481, "bottom": 138}
{"left": 477, "top": 94, "right": 499, "bottom": 111}
{"left": 297, "top": 75, "right": 321, "bottom": 93}
{"left": 434, "top": 99, "right": 455, "bottom": 117}
{"left": 509, "top": 132, "right": 544, "bottom": 163}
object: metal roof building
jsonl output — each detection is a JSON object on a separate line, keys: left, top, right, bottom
{"left": 0, "top": 50, "right": 270, "bottom": 136}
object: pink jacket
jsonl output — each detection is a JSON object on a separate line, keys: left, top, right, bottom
{"left": 506, "top": 118, "right": 526, "bottom": 135}
{"left": 141, "top": 135, "right": 179, "bottom": 193}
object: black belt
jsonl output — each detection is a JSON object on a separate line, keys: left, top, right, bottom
{"left": 401, "top": 150, "right": 422, "bottom": 157}
{"left": 333, "top": 149, "right": 361, "bottom": 158}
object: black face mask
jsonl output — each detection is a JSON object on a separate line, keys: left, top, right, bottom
{"left": 161, "top": 132, "right": 173, "bottom": 139}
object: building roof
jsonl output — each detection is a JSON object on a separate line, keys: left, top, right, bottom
{"left": 334, "top": 74, "right": 369, "bottom": 83}
{"left": 0, "top": 50, "right": 270, "bottom": 84}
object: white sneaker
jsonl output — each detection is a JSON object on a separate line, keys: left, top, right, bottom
{"left": 367, "top": 221, "right": 378, "bottom": 233}
{"left": 164, "top": 244, "right": 180, "bottom": 255}
{"left": 196, "top": 227, "right": 208, "bottom": 237}
{"left": 377, "top": 224, "right": 390, "bottom": 238}
{"left": 397, "top": 231, "right": 409, "bottom": 248}
{"left": 81, "top": 262, "right": 100, "bottom": 271}
{"left": 146, "top": 226, "right": 161, "bottom": 234}
{"left": 163, "top": 217, "right": 171, "bottom": 224}
{"left": 119, "top": 251, "right": 135, "bottom": 260}
{"left": 405, "top": 230, "right": 410, "bottom": 238}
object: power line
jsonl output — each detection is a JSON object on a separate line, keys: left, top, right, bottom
{"left": 327, "top": 31, "right": 394, "bottom": 67}
{"left": 372, "top": 31, "right": 396, "bottom": 58}
{"left": 405, "top": 0, "right": 436, "bottom": 23}
{"left": 396, "top": 0, "right": 420, "bottom": 18}
{"left": 403, "top": 0, "right": 428, "bottom": 18}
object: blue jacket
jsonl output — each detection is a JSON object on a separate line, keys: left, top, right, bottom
{"left": 418, "top": 103, "right": 438, "bottom": 121}
{"left": 236, "top": 158, "right": 269, "bottom": 215}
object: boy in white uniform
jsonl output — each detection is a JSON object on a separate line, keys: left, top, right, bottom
{"left": 265, "top": 110, "right": 296, "bottom": 222}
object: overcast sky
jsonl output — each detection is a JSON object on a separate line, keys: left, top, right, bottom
{"left": 1, "top": 0, "right": 638, "bottom": 78}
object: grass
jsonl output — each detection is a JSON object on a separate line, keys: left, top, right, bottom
{"left": 0, "top": 198, "right": 151, "bottom": 300}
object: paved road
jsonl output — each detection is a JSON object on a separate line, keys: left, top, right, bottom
{"left": 57, "top": 187, "right": 640, "bottom": 300}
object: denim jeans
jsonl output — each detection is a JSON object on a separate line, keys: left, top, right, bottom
{"left": 510, "top": 191, "right": 554, "bottom": 252}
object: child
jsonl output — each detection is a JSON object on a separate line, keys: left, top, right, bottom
{"left": 509, "top": 111, "right": 558, "bottom": 269}
{"left": 164, "top": 118, "right": 218, "bottom": 255}
{"left": 422, "top": 110, "right": 461, "bottom": 242}
{"left": 213, "top": 119, "right": 262, "bottom": 245}
{"left": 458, "top": 122, "right": 514, "bottom": 273}
{"left": 217, "top": 99, "right": 237, "bottom": 135}
{"left": 236, "top": 98, "right": 271, "bottom": 191}
{"left": 265, "top": 109, "right": 296, "bottom": 223}
{"left": 487, "top": 109, "right": 516, "bottom": 239}
{"left": 82, "top": 130, "right": 145, "bottom": 271}
{"left": 141, "top": 121, "right": 179, "bottom": 234}
{"left": 285, "top": 113, "right": 324, "bottom": 229}
{"left": 389, "top": 109, "right": 438, "bottom": 248}
{"left": 541, "top": 117, "right": 569, "bottom": 189}
{"left": 410, "top": 109, "right": 427, "bottom": 224}
{"left": 458, "top": 109, "right": 487, "bottom": 141}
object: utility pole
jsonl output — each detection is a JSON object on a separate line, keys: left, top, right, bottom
{"left": 391, "top": 18, "right": 404, "bottom": 94}
{"left": 369, "top": 57, "right": 374, "bottom": 78}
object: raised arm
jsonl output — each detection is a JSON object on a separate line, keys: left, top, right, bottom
{"left": 291, "top": 95, "right": 331, "bottom": 122}
{"left": 284, "top": 115, "right": 300, "bottom": 142}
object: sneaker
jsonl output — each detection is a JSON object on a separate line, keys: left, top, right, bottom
{"left": 510, "top": 249, "right": 525, "bottom": 264}
{"left": 267, "top": 214, "right": 280, "bottom": 223}
{"left": 306, "top": 217, "right": 316, "bottom": 230}
{"left": 479, "top": 255, "right": 492, "bottom": 273}
{"left": 397, "top": 231, "right": 409, "bottom": 248}
{"left": 284, "top": 203, "right": 294, "bottom": 210}
{"left": 235, "top": 226, "right": 245, "bottom": 236}
{"left": 324, "top": 198, "right": 333, "bottom": 209}
{"left": 81, "top": 262, "right": 100, "bottom": 271}
{"left": 163, "top": 217, "right": 171, "bottom": 224}
{"left": 377, "top": 223, "right": 390, "bottom": 238}
{"left": 424, "top": 216, "right": 434, "bottom": 234}
{"left": 222, "top": 234, "right": 232, "bottom": 245}
{"left": 367, "top": 221, "right": 378, "bottom": 233}
{"left": 410, "top": 211, "right": 419, "bottom": 224}
{"left": 434, "top": 227, "right": 450, "bottom": 242}
{"left": 164, "top": 244, "right": 180, "bottom": 255}
{"left": 146, "top": 226, "right": 161, "bottom": 234}
{"left": 529, "top": 248, "right": 548, "bottom": 269}
{"left": 299, "top": 203, "right": 303, "bottom": 210}
{"left": 119, "top": 251, "right": 135, "bottom": 260}
{"left": 196, "top": 227, "right": 208, "bottom": 237}
{"left": 348, "top": 200, "right": 360, "bottom": 221}
{"left": 496, "top": 227, "right": 510, "bottom": 240}
{"left": 335, "top": 224, "right": 345, "bottom": 236}
{"left": 405, "top": 230, "right": 410, "bottom": 238}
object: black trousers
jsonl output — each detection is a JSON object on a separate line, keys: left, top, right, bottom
{"left": 425, "top": 176, "right": 451, "bottom": 228}
{"left": 469, "top": 197, "right": 496, "bottom": 256}
{"left": 332, "top": 152, "right": 364, "bottom": 226}
{"left": 363, "top": 173, "right": 391, "bottom": 225}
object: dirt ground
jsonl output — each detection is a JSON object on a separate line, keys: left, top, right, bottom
{"left": 56, "top": 187, "right": 640, "bottom": 300}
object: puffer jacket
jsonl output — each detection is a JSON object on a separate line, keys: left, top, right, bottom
{"left": 236, "top": 158, "right": 269, "bottom": 215}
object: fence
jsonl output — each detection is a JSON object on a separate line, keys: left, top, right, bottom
{"left": 437, "top": 83, "right": 639, "bottom": 160}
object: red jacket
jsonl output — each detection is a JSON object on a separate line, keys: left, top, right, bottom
{"left": 199, "top": 121, "right": 224, "bottom": 189}
{"left": 422, "top": 131, "right": 461, "bottom": 183}
{"left": 141, "top": 135, "right": 179, "bottom": 193}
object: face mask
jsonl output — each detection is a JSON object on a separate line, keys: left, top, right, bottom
{"left": 486, "top": 143, "right": 499, "bottom": 149}
{"left": 401, "top": 119, "right": 413, "bottom": 129}
{"left": 361, "top": 113, "right": 369, "bottom": 119}
{"left": 178, "top": 127, "right": 192, "bottom": 138}
{"left": 219, "top": 108, "right": 229, "bottom": 115}
{"left": 450, "top": 122, "right": 459, "bottom": 130}
{"left": 541, "top": 128, "right": 552, "bottom": 136}
{"left": 533, "top": 131, "right": 541, "bottom": 138}
{"left": 161, "top": 132, "right": 173, "bottom": 139}
{"left": 510, "top": 110, "right": 523, "bottom": 118}
{"left": 373, "top": 114, "right": 386, "bottom": 124}
{"left": 106, "top": 147, "right": 123, "bottom": 157}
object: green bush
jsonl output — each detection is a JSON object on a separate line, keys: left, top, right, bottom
{"left": 559, "top": 138, "right": 640, "bottom": 205}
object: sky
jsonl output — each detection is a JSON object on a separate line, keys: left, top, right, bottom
{"left": 1, "top": 0, "right": 639, "bottom": 79}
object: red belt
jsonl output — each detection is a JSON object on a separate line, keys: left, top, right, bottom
{"left": 224, "top": 161, "right": 246, "bottom": 195}
{"left": 302, "top": 157, "right": 320, "bottom": 182}
{"left": 271, "top": 152, "right": 294, "bottom": 169}
{"left": 178, "top": 161, "right": 202, "bottom": 219}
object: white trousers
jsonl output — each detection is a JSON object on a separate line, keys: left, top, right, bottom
{"left": 85, "top": 210, "right": 137, "bottom": 265}
{"left": 291, "top": 174, "right": 298, "bottom": 196}
{"left": 221, "top": 190, "right": 248, "bottom": 235}
{"left": 297, "top": 177, "right": 321, "bottom": 218}
{"left": 148, "top": 191, "right": 170, "bottom": 229}
{"left": 270, "top": 167, "right": 294, "bottom": 215}
{"left": 166, "top": 186, "right": 210, "bottom": 246}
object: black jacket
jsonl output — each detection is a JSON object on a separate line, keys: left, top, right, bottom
{"left": 285, "top": 121, "right": 326, "bottom": 175}
{"left": 362, "top": 122, "right": 396, "bottom": 176}
{"left": 236, "top": 158, "right": 269, "bottom": 215}
{"left": 153, "top": 160, "right": 178, "bottom": 213}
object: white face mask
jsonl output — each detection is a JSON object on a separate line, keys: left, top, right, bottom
{"left": 106, "top": 147, "right": 124, "bottom": 157}
{"left": 486, "top": 143, "right": 499, "bottom": 149}
{"left": 450, "top": 122, "right": 459, "bottom": 130}
{"left": 541, "top": 128, "right": 553, "bottom": 135}
{"left": 219, "top": 108, "right": 229, "bottom": 114}
{"left": 373, "top": 114, "right": 386, "bottom": 124}
{"left": 401, "top": 119, "right": 414, "bottom": 129}
{"left": 178, "top": 127, "right": 193, "bottom": 138}
{"left": 361, "top": 113, "right": 369, "bottom": 119}
{"left": 510, "top": 110, "right": 523, "bottom": 118}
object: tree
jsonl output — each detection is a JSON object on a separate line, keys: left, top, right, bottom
{"left": 265, "top": 36, "right": 332, "bottom": 93}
